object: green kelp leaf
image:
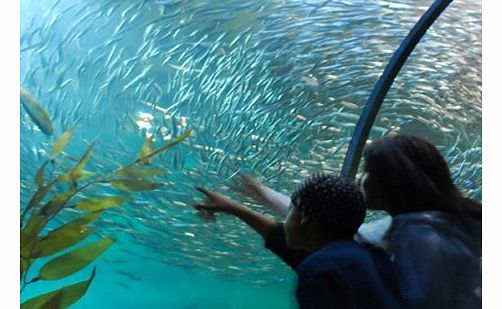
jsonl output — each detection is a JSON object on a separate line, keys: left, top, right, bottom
{"left": 21, "top": 267, "right": 96, "bottom": 309}
{"left": 21, "top": 258, "right": 34, "bottom": 280}
{"left": 39, "top": 237, "right": 113, "bottom": 280}
{"left": 31, "top": 211, "right": 102, "bottom": 258}
{"left": 58, "top": 142, "right": 95, "bottom": 182}
{"left": 115, "top": 166, "right": 167, "bottom": 178}
{"left": 51, "top": 129, "right": 74, "bottom": 158}
{"left": 25, "top": 182, "right": 56, "bottom": 216}
{"left": 19, "top": 257, "right": 35, "bottom": 280}
{"left": 76, "top": 196, "right": 131, "bottom": 212}
{"left": 21, "top": 259, "right": 28, "bottom": 278}
{"left": 21, "top": 215, "right": 49, "bottom": 258}
{"left": 34, "top": 161, "right": 50, "bottom": 187}
{"left": 134, "top": 129, "right": 192, "bottom": 165}
{"left": 38, "top": 291, "right": 64, "bottom": 309}
{"left": 136, "top": 135, "right": 155, "bottom": 164}
{"left": 58, "top": 170, "right": 95, "bottom": 183}
{"left": 110, "top": 179, "right": 161, "bottom": 191}
{"left": 47, "top": 211, "right": 102, "bottom": 236}
{"left": 75, "top": 142, "right": 95, "bottom": 171}
{"left": 38, "top": 188, "right": 76, "bottom": 218}
{"left": 68, "top": 169, "right": 95, "bottom": 182}
{"left": 21, "top": 216, "right": 48, "bottom": 244}
{"left": 20, "top": 86, "right": 53, "bottom": 136}
{"left": 33, "top": 229, "right": 95, "bottom": 259}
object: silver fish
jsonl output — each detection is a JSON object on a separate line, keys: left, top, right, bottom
{"left": 20, "top": 86, "right": 53, "bottom": 135}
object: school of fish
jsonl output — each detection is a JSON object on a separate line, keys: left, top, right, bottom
{"left": 20, "top": 0, "right": 481, "bottom": 286}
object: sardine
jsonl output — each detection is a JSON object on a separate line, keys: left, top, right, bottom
{"left": 20, "top": 86, "right": 53, "bottom": 135}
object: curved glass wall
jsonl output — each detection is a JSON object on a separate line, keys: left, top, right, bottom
{"left": 20, "top": 0, "right": 481, "bottom": 308}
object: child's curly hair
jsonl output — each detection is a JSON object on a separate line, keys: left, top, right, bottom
{"left": 291, "top": 173, "right": 366, "bottom": 238}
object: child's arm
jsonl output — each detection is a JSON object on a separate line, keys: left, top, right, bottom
{"left": 194, "top": 186, "right": 310, "bottom": 268}
{"left": 194, "top": 186, "right": 277, "bottom": 238}
{"left": 234, "top": 174, "right": 291, "bottom": 217}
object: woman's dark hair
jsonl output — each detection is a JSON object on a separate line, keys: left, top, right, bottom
{"left": 363, "top": 134, "right": 481, "bottom": 221}
{"left": 291, "top": 173, "right": 366, "bottom": 239}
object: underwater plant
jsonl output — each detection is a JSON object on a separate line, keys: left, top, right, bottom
{"left": 20, "top": 86, "right": 192, "bottom": 308}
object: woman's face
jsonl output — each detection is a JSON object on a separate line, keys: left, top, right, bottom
{"left": 360, "top": 170, "right": 387, "bottom": 211}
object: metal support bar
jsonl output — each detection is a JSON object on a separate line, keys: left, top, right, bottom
{"left": 341, "top": 0, "right": 453, "bottom": 180}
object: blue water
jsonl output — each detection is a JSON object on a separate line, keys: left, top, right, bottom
{"left": 22, "top": 239, "right": 296, "bottom": 308}
{"left": 20, "top": 0, "right": 481, "bottom": 307}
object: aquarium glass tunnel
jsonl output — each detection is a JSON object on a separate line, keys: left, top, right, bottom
{"left": 20, "top": 0, "right": 481, "bottom": 308}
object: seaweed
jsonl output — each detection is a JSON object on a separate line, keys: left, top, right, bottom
{"left": 20, "top": 109, "right": 192, "bottom": 308}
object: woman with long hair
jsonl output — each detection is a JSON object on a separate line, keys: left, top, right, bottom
{"left": 360, "top": 134, "right": 481, "bottom": 308}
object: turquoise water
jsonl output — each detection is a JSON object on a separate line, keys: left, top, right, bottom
{"left": 20, "top": 0, "right": 481, "bottom": 308}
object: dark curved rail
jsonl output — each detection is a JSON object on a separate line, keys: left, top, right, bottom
{"left": 341, "top": 0, "right": 453, "bottom": 180}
